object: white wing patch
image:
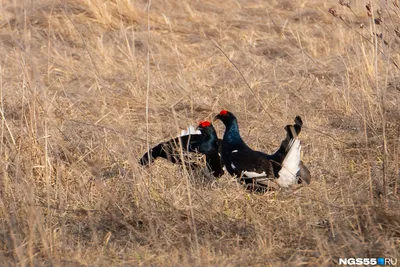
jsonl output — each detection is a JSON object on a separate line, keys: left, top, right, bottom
{"left": 243, "top": 171, "right": 267, "bottom": 178}
{"left": 231, "top": 151, "right": 238, "bottom": 170}
{"left": 180, "top": 125, "right": 201, "bottom": 136}
{"left": 277, "top": 139, "right": 301, "bottom": 187}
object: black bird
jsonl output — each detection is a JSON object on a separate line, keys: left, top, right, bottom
{"left": 215, "top": 110, "right": 304, "bottom": 187}
{"left": 139, "top": 120, "right": 224, "bottom": 177}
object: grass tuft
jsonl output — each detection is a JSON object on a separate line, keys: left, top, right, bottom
{"left": 0, "top": 0, "right": 399, "bottom": 265}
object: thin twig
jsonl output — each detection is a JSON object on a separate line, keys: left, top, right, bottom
{"left": 302, "top": 126, "right": 351, "bottom": 145}
{"left": 145, "top": 0, "right": 151, "bottom": 168}
{"left": 271, "top": 19, "right": 338, "bottom": 85}
{"left": 205, "top": 34, "right": 274, "bottom": 121}
{"left": 329, "top": 8, "right": 400, "bottom": 69}
{"left": 59, "top": 1, "right": 103, "bottom": 84}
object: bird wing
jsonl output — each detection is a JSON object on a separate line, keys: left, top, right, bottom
{"left": 229, "top": 149, "right": 273, "bottom": 178}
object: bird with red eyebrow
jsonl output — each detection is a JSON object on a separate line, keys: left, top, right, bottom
{"left": 139, "top": 120, "right": 224, "bottom": 177}
{"left": 215, "top": 109, "right": 310, "bottom": 188}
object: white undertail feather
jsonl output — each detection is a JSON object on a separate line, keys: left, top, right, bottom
{"left": 243, "top": 171, "right": 267, "bottom": 178}
{"left": 180, "top": 125, "right": 201, "bottom": 136}
{"left": 276, "top": 139, "right": 301, "bottom": 187}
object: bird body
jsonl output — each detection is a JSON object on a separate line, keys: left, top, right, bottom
{"left": 216, "top": 110, "right": 303, "bottom": 187}
{"left": 216, "top": 110, "right": 274, "bottom": 181}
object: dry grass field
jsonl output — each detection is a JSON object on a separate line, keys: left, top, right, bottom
{"left": 0, "top": 0, "right": 399, "bottom": 266}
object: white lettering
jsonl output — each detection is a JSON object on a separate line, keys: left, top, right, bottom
{"left": 337, "top": 257, "right": 396, "bottom": 266}
{"left": 348, "top": 258, "right": 355, "bottom": 265}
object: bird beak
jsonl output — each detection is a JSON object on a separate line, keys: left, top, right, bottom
{"left": 213, "top": 114, "right": 220, "bottom": 121}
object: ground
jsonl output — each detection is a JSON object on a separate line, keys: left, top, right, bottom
{"left": 0, "top": 0, "right": 399, "bottom": 266}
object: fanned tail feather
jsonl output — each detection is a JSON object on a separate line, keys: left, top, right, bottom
{"left": 180, "top": 125, "right": 201, "bottom": 136}
{"left": 276, "top": 125, "right": 301, "bottom": 187}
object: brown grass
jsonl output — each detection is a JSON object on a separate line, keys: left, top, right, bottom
{"left": 0, "top": 0, "right": 399, "bottom": 266}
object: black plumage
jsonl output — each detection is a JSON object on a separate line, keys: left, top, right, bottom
{"left": 215, "top": 110, "right": 307, "bottom": 188}
{"left": 139, "top": 121, "right": 224, "bottom": 177}
{"left": 215, "top": 110, "right": 274, "bottom": 180}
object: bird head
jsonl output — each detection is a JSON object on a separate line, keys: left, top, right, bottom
{"left": 214, "top": 109, "right": 237, "bottom": 126}
{"left": 196, "top": 120, "right": 214, "bottom": 134}
{"left": 196, "top": 120, "right": 219, "bottom": 150}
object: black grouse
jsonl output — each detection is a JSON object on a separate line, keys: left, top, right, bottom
{"left": 139, "top": 120, "right": 224, "bottom": 177}
{"left": 215, "top": 110, "right": 304, "bottom": 187}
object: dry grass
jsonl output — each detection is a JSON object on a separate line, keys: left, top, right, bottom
{"left": 0, "top": 0, "right": 399, "bottom": 266}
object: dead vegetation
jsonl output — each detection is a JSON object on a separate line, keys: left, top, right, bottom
{"left": 0, "top": 0, "right": 399, "bottom": 266}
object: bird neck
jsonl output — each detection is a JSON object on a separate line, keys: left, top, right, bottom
{"left": 223, "top": 120, "right": 243, "bottom": 145}
{"left": 199, "top": 131, "right": 218, "bottom": 153}
{"left": 202, "top": 131, "right": 216, "bottom": 144}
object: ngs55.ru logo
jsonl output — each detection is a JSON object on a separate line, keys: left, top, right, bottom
{"left": 338, "top": 258, "right": 397, "bottom": 266}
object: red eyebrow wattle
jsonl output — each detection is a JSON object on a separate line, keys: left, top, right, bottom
{"left": 199, "top": 120, "right": 211, "bottom": 127}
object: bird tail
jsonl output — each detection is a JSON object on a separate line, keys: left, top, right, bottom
{"left": 283, "top": 116, "right": 302, "bottom": 153}
{"left": 298, "top": 161, "right": 311, "bottom": 184}
{"left": 180, "top": 125, "right": 201, "bottom": 136}
{"left": 276, "top": 126, "right": 301, "bottom": 187}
